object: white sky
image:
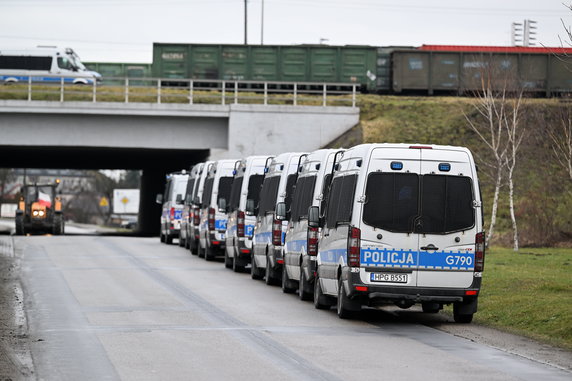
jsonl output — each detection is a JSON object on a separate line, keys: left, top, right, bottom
{"left": 1, "top": 0, "right": 572, "bottom": 63}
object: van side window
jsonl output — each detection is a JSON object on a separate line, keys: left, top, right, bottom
{"left": 363, "top": 173, "right": 419, "bottom": 232}
{"left": 202, "top": 178, "right": 214, "bottom": 207}
{"left": 57, "top": 57, "right": 73, "bottom": 70}
{"left": 325, "top": 174, "right": 357, "bottom": 229}
{"left": 0, "top": 56, "right": 52, "bottom": 70}
{"left": 228, "top": 177, "right": 244, "bottom": 212}
{"left": 420, "top": 175, "right": 474, "bottom": 233}
{"left": 258, "top": 176, "right": 280, "bottom": 215}
{"left": 217, "top": 177, "right": 234, "bottom": 205}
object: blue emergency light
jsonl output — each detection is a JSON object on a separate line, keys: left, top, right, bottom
{"left": 391, "top": 161, "right": 403, "bottom": 170}
{"left": 439, "top": 163, "right": 451, "bottom": 172}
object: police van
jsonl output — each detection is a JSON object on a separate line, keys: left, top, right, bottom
{"left": 0, "top": 46, "right": 101, "bottom": 84}
{"left": 252, "top": 152, "right": 307, "bottom": 284}
{"left": 282, "top": 149, "right": 341, "bottom": 299}
{"left": 198, "top": 160, "right": 235, "bottom": 261}
{"left": 180, "top": 163, "right": 204, "bottom": 249}
{"left": 309, "top": 143, "right": 484, "bottom": 322}
{"left": 156, "top": 171, "right": 189, "bottom": 244}
{"left": 187, "top": 161, "right": 214, "bottom": 255}
{"left": 224, "top": 156, "right": 270, "bottom": 272}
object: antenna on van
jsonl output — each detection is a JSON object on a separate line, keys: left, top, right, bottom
{"left": 264, "top": 156, "right": 275, "bottom": 174}
{"left": 329, "top": 150, "right": 345, "bottom": 182}
{"left": 294, "top": 154, "right": 308, "bottom": 182}
{"left": 233, "top": 160, "right": 241, "bottom": 176}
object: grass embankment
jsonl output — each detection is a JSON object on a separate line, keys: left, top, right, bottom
{"left": 471, "top": 247, "right": 572, "bottom": 350}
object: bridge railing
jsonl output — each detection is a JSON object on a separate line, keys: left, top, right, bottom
{"left": 0, "top": 76, "right": 358, "bottom": 107}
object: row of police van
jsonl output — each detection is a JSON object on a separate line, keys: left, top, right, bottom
{"left": 156, "top": 143, "right": 485, "bottom": 322}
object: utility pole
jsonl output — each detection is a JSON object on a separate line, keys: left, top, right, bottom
{"left": 244, "top": 0, "right": 248, "bottom": 45}
{"left": 260, "top": 0, "right": 264, "bottom": 45}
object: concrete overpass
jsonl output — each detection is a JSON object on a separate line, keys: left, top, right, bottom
{"left": 0, "top": 100, "right": 359, "bottom": 235}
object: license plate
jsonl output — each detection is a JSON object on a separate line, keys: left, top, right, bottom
{"left": 219, "top": 233, "right": 225, "bottom": 239}
{"left": 370, "top": 272, "right": 408, "bottom": 283}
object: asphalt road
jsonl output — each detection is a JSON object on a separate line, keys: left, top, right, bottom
{"left": 14, "top": 235, "right": 572, "bottom": 380}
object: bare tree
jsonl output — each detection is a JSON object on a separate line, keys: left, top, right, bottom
{"left": 547, "top": 107, "right": 572, "bottom": 181}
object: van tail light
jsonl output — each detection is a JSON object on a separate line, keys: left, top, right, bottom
{"left": 208, "top": 207, "right": 215, "bottom": 231}
{"left": 237, "top": 210, "right": 245, "bottom": 237}
{"left": 193, "top": 206, "right": 200, "bottom": 225}
{"left": 347, "top": 226, "right": 361, "bottom": 267}
{"left": 474, "top": 232, "right": 485, "bottom": 272}
{"left": 307, "top": 226, "right": 319, "bottom": 256}
{"left": 170, "top": 207, "right": 175, "bottom": 219}
{"left": 272, "top": 217, "right": 282, "bottom": 246}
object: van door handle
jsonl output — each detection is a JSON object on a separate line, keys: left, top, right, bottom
{"left": 420, "top": 244, "right": 439, "bottom": 251}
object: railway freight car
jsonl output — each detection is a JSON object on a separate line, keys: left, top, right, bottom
{"left": 83, "top": 62, "right": 152, "bottom": 85}
{"left": 391, "top": 45, "right": 572, "bottom": 96}
{"left": 152, "top": 43, "right": 378, "bottom": 91}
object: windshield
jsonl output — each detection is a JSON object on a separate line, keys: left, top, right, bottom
{"left": 25, "top": 186, "right": 55, "bottom": 206}
{"left": 363, "top": 173, "right": 475, "bottom": 234}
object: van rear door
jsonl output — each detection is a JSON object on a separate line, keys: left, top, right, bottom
{"left": 416, "top": 148, "right": 476, "bottom": 288}
{"left": 360, "top": 147, "right": 421, "bottom": 288}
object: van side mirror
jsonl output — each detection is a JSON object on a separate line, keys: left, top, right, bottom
{"left": 246, "top": 199, "right": 255, "bottom": 216}
{"left": 308, "top": 206, "right": 320, "bottom": 228}
{"left": 155, "top": 194, "right": 163, "bottom": 204}
{"left": 176, "top": 194, "right": 183, "bottom": 205}
{"left": 218, "top": 197, "right": 227, "bottom": 213}
{"left": 275, "top": 202, "right": 286, "bottom": 220}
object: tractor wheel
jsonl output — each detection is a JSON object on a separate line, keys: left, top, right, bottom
{"left": 15, "top": 215, "right": 25, "bottom": 236}
{"left": 52, "top": 214, "right": 64, "bottom": 235}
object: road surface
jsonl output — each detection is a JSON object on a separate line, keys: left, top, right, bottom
{"left": 6, "top": 235, "right": 572, "bottom": 380}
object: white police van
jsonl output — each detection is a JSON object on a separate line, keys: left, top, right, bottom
{"left": 310, "top": 143, "right": 484, "bottom": 322}
{"left": 180, "top": 163, "right": 204, "bottom": 249}
{"left": 187, "top": 161, "right": 214, "bottom": 255}
{"left": 282, "top": 149, "right": 342, "bottom": 299}
{"left": 224, "top": 156, "right": 270, "bottom": 272}
{"left": 156, "top": 171, "right": 189, "bottom": 244}
{"left": 198, "top": 160, "right": 235, "bottom": 261}
{"left": 0, "top": 46, "right": 101, "bottom": 84}
{"left": 252, "top": 152, "right": 307, "bottom": 284}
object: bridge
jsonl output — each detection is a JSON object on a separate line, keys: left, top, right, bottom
{"left": 0, "top": 79, "right": 360, "bottom": 234}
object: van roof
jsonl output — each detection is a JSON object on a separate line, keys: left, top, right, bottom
{"left": 342, "top": 143, "right": 472, "bottom": 159}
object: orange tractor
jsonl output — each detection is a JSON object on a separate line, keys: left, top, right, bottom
{"left": 15, "top": 180, "right": 65, "bottom": 235}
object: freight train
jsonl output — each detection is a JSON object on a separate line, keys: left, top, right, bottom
{"left": 84, "top": 43, "right": 572, "bottom": 96}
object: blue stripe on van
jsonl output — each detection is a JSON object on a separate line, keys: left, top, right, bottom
{"left": 285, "top": 239, "right": 306, "bottom": 253}
{"left": 361, "top": 248, "right": 474, "bottom": 271}
{"left": 0, "top": 75, "right": 94, "bottom": 84}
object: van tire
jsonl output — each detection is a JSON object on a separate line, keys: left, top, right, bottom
{"left": 160, "top": 232, "right": 165, "bottom": 243}
{"left": 185, "top": 234, "right": 191, "bottom": 250}
{"left": 205, "top": 242, "right": 215, "bottom": 261}
{"left": 314, "top": 276, "right": 332, "bottom": 310}
{"left": 453, "top": 302, "right": 474, "bottom": 323}
{"left": 337, "top": 279, "right": 360, "bottom": 319}
{"left": 165, "top": 234, "right": 173, "bottom": 245}
{"left": 281, "top": 267, "right": 297, "bottom": 294}
{"left": 233, "top": 249, "right": 245, "bottom": 273}
{"left": 265, "top": 257, "right": 280, "bottom": 286}
{"left": 198, "top": 241, "right": 205, "bottom": 258}
{"left": 298, "top": 270, "right": 312, "bottom": 301}
{"left": 251, "top": 255, "right": 264, "bottom": 280}
{"left": 191, "top": 239, "right": 199, "bottom": 255}
{"left": 178, "top": 236, "right": 185, "bottom": 247}
{"left": 224, "top": 249, "right": 233, "bottom": 269}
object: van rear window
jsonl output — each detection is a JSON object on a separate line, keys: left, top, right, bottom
{"left": 290, "top": 176, "right": 317, "bottom": 221}
{"left": 185, "top": 178, "right": 196, "bottom": 205}
{"left": 217, "top": 177, "right": 233, "bottom": 205}
{"left": 202, "top": 178, "right": 214, "bottom": 207}
{"left": 363, "top": 173, "right": 474, "bottom": 234}
{"left": 326, "top": 175, "right": 357, "bottom": 229}
{"left": 258, "top": 176, "right": 280, "bottom": 215}
{"left": 247, "top": 174, "right": 264, "bottom": 205}
{"left": 228, "top": 177, "right": 243, "bottom": 212}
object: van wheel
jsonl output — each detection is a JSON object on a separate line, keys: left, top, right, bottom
{"left": 160, "top": 232, "right": 165, "bottom": 243}
{"left": 198, "top": 242, "right": 205, "bottom": 258}
{"left": 453, "top": 302, "right": 474, "bottom": 323}
{"left": 314, "top": 276, "right": 333, "bottom": 310}
{"left": 165, "top": 234, "right": 173, "bottom": 245}
{"left": 337, "top": 279, "right": 360, "bottom": 319}
{"left": 191, "top": 239, "right": 198, "bottom": 255}
{"left": 224, "top": 248, "right": 233, "bottom": 269}
{"left": 281, "top": 266, "right": 297, "bottom": 294}
{"left": 205, "top": 242, "right": 215, "bottom": 261}
{"left": 265, "top": 257, "right": 280, "bottom": 286}
{"left": 233, "top": 248, "right": 245, "bottom": 273}
{"left": 178, "top": 236, "right": 185, "bottom": 247}
{"left": 251, "top": 255, "right": 264, "bottom": 280}
{"left": 422, "top": 302, "right": 441, "bottom": 314}
{"left": 185, "top": 234, "right": 191, "bottom": 250}
{"left": 298, "top": 270, "right": 312, "bottom": 301}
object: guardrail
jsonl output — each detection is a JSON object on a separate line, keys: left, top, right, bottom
{"left": 0, "top": 76, "right": 359, "bottom": 107}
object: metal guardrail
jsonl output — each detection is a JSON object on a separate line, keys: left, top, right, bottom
{"left": 1, "top": 76, "right": 359, "bottom": 107}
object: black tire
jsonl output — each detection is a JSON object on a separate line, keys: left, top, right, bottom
{"left": 298, "top": 269, "right": 312, "bottom": 301}
{"left": 165, "top": 233, "right": 173, "bottom": 245}
{"left": 15, "top": 216, "right": 24, "bottom": 236}
{"left": 191, "top": 239, "right": 199, "bottom": 255}
{"left": 337, "top": 278, "right": 360, "bottom": 319}
{"left": 178, "top": 234, "right": 185, "bottom": 247}
{"left": 205, "top": 242, "right": 215, "bottom": 261}
{"left": 251, "top": 255, "right": 264, "bottom": 280}
{"left": 265, "top": 256, "right": 280, "bottom": 286}
{"left": 160, "top": 232, "right": 165, "bottom": 243}
{"left": 52, "top": 214, "right": 64, "bottom": 235}
{"left": 233, "top": 248, "right": 245, "bottom": 273}
{"left": 453, "top": 302, "right": 474, "bottom": 323}
{"left": 198, "top": 240, "right": 205, "bottom": 258}
{"left": 281, "top": 266, "right": 297, "bottom": 294}
{"left": 224, "top": 248, "right": 233, "bottom": 269}
{"left": 314, "top": 275, "right": 333, "bottom": 310}
{"left": 185, "top": 234, "right": 191, "bottom": 250}
{"left": 422, "top": 302, "right": 441, "bottom": 314}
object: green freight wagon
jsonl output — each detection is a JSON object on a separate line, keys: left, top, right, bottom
{"left": 152, "top": 43, "right": 378, "bottom": 91}
{"left": 391, "top": 45, "right": 572, "bottom": 96}
{"left": 83, "top": 62, "right": 152, "bottom": 85}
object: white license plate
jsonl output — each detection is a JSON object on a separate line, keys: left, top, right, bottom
{"left": 370, "top": 272, "right": 408, "bottom": 283}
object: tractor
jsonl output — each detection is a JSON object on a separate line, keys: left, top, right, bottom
{"left": 15, "top": 180, "right": 65, "bottom": 235}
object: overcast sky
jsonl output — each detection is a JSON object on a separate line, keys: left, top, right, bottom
{"left": 1, "top": 0, "right": 572, "bottom": 63}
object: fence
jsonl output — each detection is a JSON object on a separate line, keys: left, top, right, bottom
{"left": 0, "top": 76, "right": 359, "bottom": 107}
